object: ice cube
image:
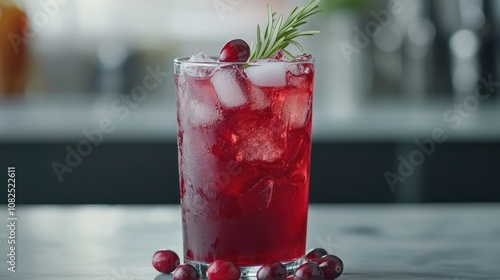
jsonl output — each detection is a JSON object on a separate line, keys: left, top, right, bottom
{"left": 287, "top": 63, "right": 313, "bottom": 76}
{"left": 185, "top": 51, "right": 217, "bottom": 78}
{"left": 189, "top": 51, "right": 216, "bottom": 62}
{"left": 287, "top": 71, "right": 311, "bottom": 90}
{"left": 238, "top": 126, "right": 284, "bottom": 163}
{"left": 211, "top": 68, "right": 247, "bottom": 108}
{"left": 176, "top": 77, "right": 191, "bottom": 129}
{"left": 246, "top": 62, "right": 287, "bottom": 87}
{"left": 288, "top": 54, "right": 313, "bottom": 76}
{"left": 178, "top": 76, "right": 221, "bottom": 126}
{"left": 188, "top": 99, "right": 221, "bottom": 126}
{"left": 296, "top": 54, "right": 312, "bottom": 60}
{"left": 181, "top": 129, "right": 218, "bottom": 197}
{"left": 243, "top": 177, "right": 274, "bottom": 211}
{"left": 249, "top": 86, "right": 270, "bottom": 110}
{"left": 280, "top": 89, "right": 312, "bottom": 129}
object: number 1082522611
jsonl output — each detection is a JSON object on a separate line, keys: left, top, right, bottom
{"left": 8, "top": 167, "right": 16, "bottom": 211}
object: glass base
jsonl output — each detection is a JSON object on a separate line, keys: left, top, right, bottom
{"left": 186, "top": 256, "right": 305, "bottom": 279}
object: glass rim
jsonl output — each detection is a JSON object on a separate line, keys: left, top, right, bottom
{"left": 174, "top": 56, "right": 315, "bottom": 66}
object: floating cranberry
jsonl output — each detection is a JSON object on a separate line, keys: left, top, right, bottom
{"left": 317, "top": 255, "right": 344, "bottom": 279}
{"left": 256, "top": 261, "right": 287, "bottom": 280}
{"left": 206, "top": 260, "right": 240, "bottom": 280}
{"left": 172, "top": 264, "right": 200, "bottom": 280}
{"left": 152, "top": 249, "right": 180, "bottom": 274}
{"left": 294, "top": 262, "right": 323, "bottom": 280}
{"left": 219, "top": 39, "right": 250, "bottom": 62}
{"left": 305, "top": 248, "right": 328, "bottom": 262}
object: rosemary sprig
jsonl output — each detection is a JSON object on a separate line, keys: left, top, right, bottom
{"left": 248, "top": 0, "right": 322, "bottom": 61}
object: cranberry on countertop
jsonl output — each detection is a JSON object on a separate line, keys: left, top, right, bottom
{"left": 152, "top": 249, "right": 180, "bottom": 274}
{"left": 294, "top": 262, "right": 323, "bottom": 280}
{"left": 318, "top": 255, "right": 344, "bottom": 279}
{"left": 305, "top": 248, "right": 328, "bottom": 262}
{"left": 172, "top": 264, "right": 200, "bottom": 280}
{"left": 256, "top": 260, "right": 287, "bottom": 280}
{"left": 206, "top": 260, "right": 241, "bottom": 280}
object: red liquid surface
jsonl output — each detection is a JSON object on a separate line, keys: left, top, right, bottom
{"left": 175, "top": 62, "right": 314, "bottom": 266}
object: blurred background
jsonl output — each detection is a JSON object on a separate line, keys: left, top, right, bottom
{"left": 0, "top": 0, "right": 499, "bottom": 204}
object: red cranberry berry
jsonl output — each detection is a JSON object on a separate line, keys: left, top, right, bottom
{"left": 219, "top": 39, "right": 250, "bottom": 62}
{"left": 294, "top": 262, "right": 323, "bottom": 280}
{"left": 272, "top": 50, "right": 285, "bottom": 60}
{"left": 152, "top": 250, "right": 180, "bottom": 274}
{"left": 305, "top": 248, "right": 328, "bottom": 262}
{"left": 317, "top": 255, "right": 344, "bottom": 280}
{"left": 257, "top": 261, "right": 287, "bottom": 280}
{"left": 172, "top": 264, "right": 200, "bottom": 280}
{"left": 206, "top": 260, "right": 240, "bottom": 280}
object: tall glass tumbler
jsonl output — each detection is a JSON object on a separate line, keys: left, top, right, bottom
{"left": 174, "top": 56, "right": 315, "bottom": 276}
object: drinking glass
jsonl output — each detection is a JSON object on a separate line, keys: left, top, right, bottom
{"left": 174, "top": 57, "right": 315, "bottom": 277}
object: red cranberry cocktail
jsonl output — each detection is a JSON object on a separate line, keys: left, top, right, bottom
{"left": 173, "top": 0, "right": 320, "bottom": 277}
{"left": 174, "top": 54, "right": 314, "bottom": 275}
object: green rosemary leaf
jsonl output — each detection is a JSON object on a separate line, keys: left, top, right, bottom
{"left": 248, "top": 0, "right": 322, "bottom": 61}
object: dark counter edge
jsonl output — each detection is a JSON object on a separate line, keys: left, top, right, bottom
{"left": 1, "top": 140, "right": 499, "bottom": 204}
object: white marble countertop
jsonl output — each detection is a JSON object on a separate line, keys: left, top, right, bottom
{"left": 0, "top": 204, "right": 499, "bottom": 279}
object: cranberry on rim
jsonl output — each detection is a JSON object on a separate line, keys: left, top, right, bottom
{"left": 219, "top": 39, "right": 250, "bottom": 62}
{"left": 152, "top": 249, "right": 180, "bottom": 274}
{"left": 206, "top": 260, "right": 241, "bottom": 280}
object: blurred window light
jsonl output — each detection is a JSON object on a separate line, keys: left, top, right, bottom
{"left": 393, "top": 0, "right": 422, "bottom": 28}
{"left": 21, "top": 0, "right": 80, "bottom": 38}
{"left": 406, "top": 18, "right": 436, "bottom": 59}
{"left": 459, "top": 0, "right": 485, "bottom": 30}
{"left": 97, "top": 41, "right": 128, "bottom": 69}
{"left": 450, "top": 29, "right": 479, "bottom": 59}
{"left": 408, "top": 19, "right": 435, "bottom": 48}
{"left": 73, "top": 0, "right": 171, "bottom": 40}
{"left": 374, "top": 26, "right": 403, "bottom": 53}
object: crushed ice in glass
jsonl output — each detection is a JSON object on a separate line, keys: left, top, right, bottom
{"left": 185, "top": 51, "right": 217, "bottom": 78}
{"left": 236, "top": 125, "right": 284, "bottom": 163}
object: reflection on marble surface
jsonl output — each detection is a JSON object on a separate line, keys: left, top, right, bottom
{"left": 0, "top": 204, "right": 499, "bottom": 279}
